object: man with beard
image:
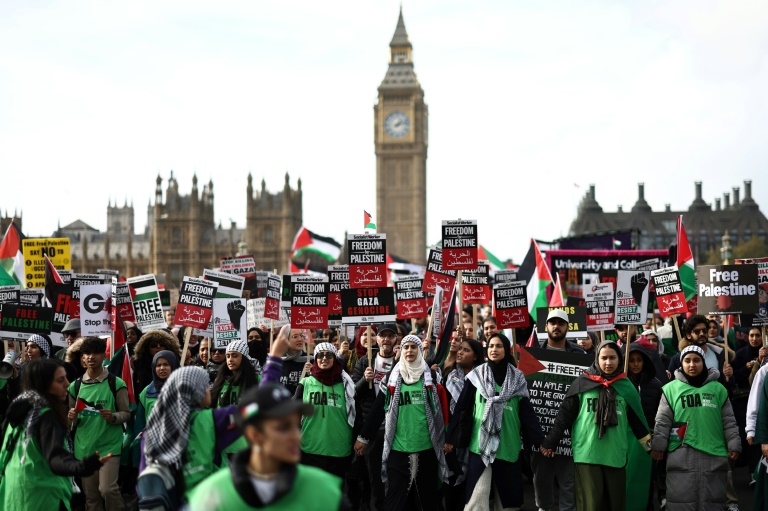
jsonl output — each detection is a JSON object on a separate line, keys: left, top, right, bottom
{"left": 352, "top": 323, "right": 398, "bottom": 511}
{"left": 541, "top": 309, "right": 587, "bottom": 353}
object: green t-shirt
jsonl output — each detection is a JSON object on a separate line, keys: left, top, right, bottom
{"left": 387, "top": 380, "right": 433, "bottom": 453}
{"left": 300, "top": 376, "right": 352, "bottom": 457}
{"left": 68, "top": 375, "right": 126, "bottom": 460}
{"left": 138, "top": 387, "right": 158, "bottom": 422}
{"left": 662, "top": 379, "right": 729, "bottom": 457}
{"left": 469, "top": 384, "right": 522, "bottom": 463}
{"left": 572, "top": 387, "right": 629, "bottom": 468}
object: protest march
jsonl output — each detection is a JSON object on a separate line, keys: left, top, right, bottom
{"left": 0, "top": 209, "right": 767, "bottom": 511}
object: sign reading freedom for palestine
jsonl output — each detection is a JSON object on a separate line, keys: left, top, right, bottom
{"left": 348, "top": 234, "right": 387, "bottom": 288}
{"left": 290, "top": 275, "right": 329, "bottom": 330}
{"left": 441, "top": 220, "right": 478, "bottom": 271}
{"left": 395, "top": 275, "right": 428, "bottom": 320}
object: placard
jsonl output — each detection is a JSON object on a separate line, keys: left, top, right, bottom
{"left": 0, "top": 304, "right": 53, "bottom": 339}
{"left": 220, "top": 255, "right": 257, "bottom": 276}
{"left": 19, "top": 289, "right": 44, "bottom": 307}
{"left": 341, "top": 287, "right": 397, "bottom": 325}
{"left": 493, "top": 269, "right": 518, "bottom": 285}
{"left": 651, "top": 266, "right": 688, "bottom": 318}
{"left": 0, "top": 285, "right": 20, "bottom": 304}
{"left": 212, "top": 298, "right": 247, "bottom": 349}
{"left": 79, "top": 284, "right": 112, "bottom": 336}
{"left": 613, "top": 270, "right": 650, "bottom": 325}
{"left": 582, "top": 282, "right": 615, "bottom": 332}
{"left": 112, "top": 281, "right": 136, "bottom": 325}
{"left": 494, "top": 281, "right": 529, "bottom": 329}
{"left": 395, "top": 275, "right": 428, "bottom": 319}
{"left": 127, "top": 275, "right": 166, "bottom": 331}
{"left": 422, "top": 247, "right": 457, "bottom": 294}
{"left": 536, "top": 306, "right": 588, "bottom": 340}
{"left": 176, "top": 277, "right": 218, "bottom": 329}
{"left": 290, "top": 275, "right": 329, "bottom": 329}
{"left": 203, "top": 268, "right": 245, "bottom": 298}
{"left": 348, "top": 234, "right": 387, "bottom": 288}
{"left": 281, "top": 274, "right": 293, "bottom": 309}
{"left": 247, "top": 298, "right": 290, "bottom": 329}
{"left": 441, "top": 220, "right": 478, "bottom": 270}
{"left": 49, "top": 282, "right": 72, "bottom": 333}
{"left": 462, "top": 262, "right": 490, "bottom": 304}
{"left": 21, "top": 238, "right": 71, "bottom": 289}
{"left": 697, "top": 264, "right": 759, "bottom": 315}
{"left": 328, "top": 265, "right": 350, "bottom": 327}
{"left": 264, "top": 273, "right": 282, "bottom": 321}
{"left": 736, "top": 258, "right": 768, "bottom": 325}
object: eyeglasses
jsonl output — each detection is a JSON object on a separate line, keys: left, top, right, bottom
{"left": 691, "top": 328, "right": 707, "bottom": 335}
{"left": 315, "top": 352, "right": 335, "bottom": 360}
{"left": 378, "top": 332, "right": 396, "bottom": 339}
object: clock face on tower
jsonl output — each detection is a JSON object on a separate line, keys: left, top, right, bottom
{"left": 384, "top": 112, "right": 410, "bottom": 138}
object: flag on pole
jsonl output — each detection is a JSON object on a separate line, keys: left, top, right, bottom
{"left": 676, "top": 216, "right": 696, "bottom": 303}
{"left": 517, "top": 239, "right": 553, "bottom": 316}
{"left": 549, "top": 273, "right": 566, "bottom": 307}
{"left": 0, "top": 221, "right": 25, "bottom": 287}
{"left": 432, "top": 284, "right": 457, "bottom": 368}
{"left": 122, "top": 346, "right": 135, "bottom": 406}
{"left": 612, "top": 237, "right": 622, "bottom": 248}
{"left": 290, "top": 227, "right": 342, "bottom": 263}
{"left": 525, "top": 329, "right": 538, "bottom": 348}
{"left": 364, "top": 211, "right": 376, "bottom": 231}
{"left": 44, "top": 254, "right": 64, "bottom": 306}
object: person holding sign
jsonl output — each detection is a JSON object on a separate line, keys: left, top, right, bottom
{"left": 445, "top": 333, "right": 543, "bottom": 509}
{"left": 651, "top": 345, "right": 741, "bottom": 510}
{"left": 0, "top": 359, "right": 109, "bottom": 510}
{"left": 354, "top": 335, "right": 450, "bottom": 511}
{"left": 294, "top": 342, "right": 358, "bottom": 480}
{"left": 540, "top": 341, "right": 651, "bottom": 511}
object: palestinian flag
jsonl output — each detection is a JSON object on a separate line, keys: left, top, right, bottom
{"left": 670, "top": 421, "right": 688, "bottom": 443}
{"left": 0, "top": 222, "right": 25, "bottom": 287}
{"left": 122, "top": 345, "right": 136, "bottom": 406}
{"left": 549, "top": 272, "right": 566, "bottom": 307}
{"left": 290, "top": 227, "right": 341, "bottom": 263}
{"left": 75, "top": 397, "right": 100, "bottom": 416}
{"left": 516, "top": 346, "right": 547, "bottom": 376}
{"left": 364, "top": 211, "right": 376, "bottom": 231}
{"left": 478, "top": 245, "right": 507, "bottom": 272}
{"left": 127, "top": 275, "right": 159, "bottom": 302}
{"left": 525, "top": 328, "right": 538, "bottom": 348}
{"left": 432, "top": 284, "right": 457, "bottom": 369}
{"left": 676, "top": 216, "right": 696, "bottom": 306}
{"left": 517, "top": 239, "right": 553, "bottom": 316}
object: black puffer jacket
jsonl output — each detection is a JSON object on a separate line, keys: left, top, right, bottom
{"left": 627, "top": 343, "right": 663, "bottom": 429}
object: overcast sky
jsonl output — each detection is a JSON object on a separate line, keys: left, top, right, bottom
{"left": 1, "top": 0, "right": 767, "bottom": 263}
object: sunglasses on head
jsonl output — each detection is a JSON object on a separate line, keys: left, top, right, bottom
{"left": 315, "top": 352, "right": 335, "bottom": 360}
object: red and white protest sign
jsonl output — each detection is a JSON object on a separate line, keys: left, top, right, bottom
{"left": 348, "top": 234, "right": 387, "bottom": 288}
{"left": 264, "top": 273, "right": 282, "bottom": 321}
{"left": 176, "top": 277, "right": 218, "bottom": 329}
{"left": 290, "top": 275, "right": 329, "bottom": 329}
{"left": 582, "top": 282, "right": 615, "bottom": 331}
{"left": 112, "top": 281, "right": 136, "bottom": 326}
{"left": 441, "top": 220, "right": 478, "bottom": 271}
{"left": 394, "top": 275, "right": 428, "bottom": 319}
{"left": 651, "top": 266, "right": 688, "bottom": 318}
{"left": 328, "top": 265, "right": 349, "bottom": 327}
{"left": 462, "top": 262, "right": 490, "bottom": 304}
{"left": 422, "top": 248, "right": 457, "bottom": 295}
{"left": 494, "top": 281, "right": 529, "bottom": 329}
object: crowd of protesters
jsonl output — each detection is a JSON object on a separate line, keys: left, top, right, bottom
{"left": 0, "top": 303, "right": 767, "bottom": 511}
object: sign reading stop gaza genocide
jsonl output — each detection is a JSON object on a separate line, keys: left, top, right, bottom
{"left": 441, "top": 220, "right": 478, "bottom": 270}
{"left": 651, "top": 266, "right": 688, "bottom": 318}
{"left": 176, "top": 277, "right": 218, "bottom": 329}
{"left": 290, "top": 275, "right": 329, "bottom": 329}
{"left": 697, "top": 264, "right": 759, "bottom": 315}
{"left": 493, "top": 281, "right": 529, "bottom": 329}
{"left": 348, "top": 234, "right": 387, "bottom": 288}
{"left": 422, "top": 248, "right": 457, "bottom": 295}
{"left": 394, "top": 275, "right": 428, "bottom": 319}
{"left": 341, "top": 287, "right": 397, "bottom": 325}
{"left": 328, "top": 265, "right": 350, "bottom": 327}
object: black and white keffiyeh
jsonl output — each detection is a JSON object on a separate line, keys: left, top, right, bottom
{"left": 12, "top": 390, "right": 70, "bottom": 463}
{"left": 312, "top": 342, "right": 356, "bottom": 427}
{"left": 227, "top": 339, "right": 262, "bottom": 374}
{"left": 445, "top": 365, "right": 466, "bottom": 414}
{"left": 144, "top": 366, "right": 209, "bottom": 469}
{"left": 27, "top": 334, "right": 51, "bottom": 358}
{"left": 466, "top": 362, "right": 528, "bottom": 466}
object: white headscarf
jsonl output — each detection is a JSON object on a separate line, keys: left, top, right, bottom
{"left": 399, "top": 334, "right": 426, "bottom": 384}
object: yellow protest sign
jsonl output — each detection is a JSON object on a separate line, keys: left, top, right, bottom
{"left": 21, "top": 238, "right": 71, "bottom": 288}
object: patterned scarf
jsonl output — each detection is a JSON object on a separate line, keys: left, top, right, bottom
{"left": 310, "top": 342, "right": 356, "bottom": 427}
{"left": 144, "top": 366, "right": 209, "bottom": 469}
{"left": 381, "top": 360, "right": 449, "bottom": 486}
{"left": 445, "top": 365, "right": 466, "bottom": 414}
{"left": 12, "top": 390, "right": 72, "bottom": 463}
{"left": 466, "top": 362, "right": 528, "bottom": 466}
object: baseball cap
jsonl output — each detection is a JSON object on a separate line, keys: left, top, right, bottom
{"left": 237, "top": 384, "right": 314, "bottom": 428}
{"left": 377, "top": 323, "right": 398, "bottom": 335}
{"left": 62, "top": 318, "right": 81, "bottom": 333}
{"left": 546, "top": 309, "right": 569, "bottom": 323}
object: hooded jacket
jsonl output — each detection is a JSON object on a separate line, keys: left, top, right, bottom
{"left": 132, "top": 330, "right": 182, "bottom": 394}
{"left": 627, "top": 343, "right": 663, "bottom": 429}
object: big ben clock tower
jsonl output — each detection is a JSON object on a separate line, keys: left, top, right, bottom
{"left": 375, "top": 8, "right": 428, "bottom": 265}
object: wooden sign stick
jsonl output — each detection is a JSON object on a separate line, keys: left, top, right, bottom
{"left": 623, "top": 326, "right": 631, "bottom": 375}
{"left": 180, "top": 327, "right": 192, "bottom": 367}
{"left": 511, "top": 328, "right": 518, "bottom": 366}
{"left": 367, "top": 324, "right": 373, "bottom": 389}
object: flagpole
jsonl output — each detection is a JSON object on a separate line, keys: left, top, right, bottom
{"left": 457, "top": 270, "right": 463, "bottom": 334}
{"left": 511, "top": 328, "right": 518, "bottom": 366}
{"left": 366, "top": 325, "right": 373, "bottom": 389}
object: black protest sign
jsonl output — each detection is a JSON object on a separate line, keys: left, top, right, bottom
{"left": 264, "top": 273, "right": 282, "bottom": 321}
{"left": 697, "top": 264, "right": 759, "bottom": 315}
{"left": 395, "top": 275, "right": 428, "bottom": 319}
{"left": 176, "top": 277, "right": 218, "bottom": 329}
{"left": 493, "top": 269, "right": 518, "bottom": 286}
{"left": 494, "top": 281, "right": 529, "bottom": 329}
{"left": 290, "top": 275, "right": 329, "bottom": 330}
{"left": 462, "top": 261, "right": 490, "bottom": 304}
{"left": 281, "top": 274, "right": 293, "bottom": 309}
{"left": 736, "top": 258, "right": 768, "bottom": 325}
{"left": 0, "top": 286, "right": 20, "bottom": 305}
{"left": 651, "top": 266, "right": 688, "bottom": 318}
{"left": 582, "top": 282, "right": 615, "bottom": 332}
{"left": 535, "top": 306, "right": 587, "bottom": 340}
{"left": 0, "top": 304, "right": 53, "bottom": 339}
{"left": 523, "top": 347, "right": 591, "bottom": 455}
{"left": 341, "top": 287, "right": 397, "bottom": 325}
{"left": 70, "top": 274, "right": 104, "bottom": 319}
{"left": 348, "top": 234, "right": 387, "bottom": 288}
{"left": 613, "top": 270, "right": 650, "bottom": 325}
{"left": 328, "top": 265, "right": 350, "bottom": 327}
{"left": 422, "top": 248, "right": 457, "bottom": 294}
{"left": 441, "top": 220, "right": 478, "bottom": 271}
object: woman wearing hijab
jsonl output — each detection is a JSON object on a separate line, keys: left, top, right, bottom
{"left": 134, "top": 350, "right": 179, "bottom": 436}
{"left": 294, "top": 342, "right": 358, "bottom": 480}
{"left": 132, "top": 330, "right": 182, "bottom": 395}
{"left": 0, "top": 358, "right": 108, "bottom": 510}
{"left": 651, "top": 345, "right": 741, "bottom": 510}
{"left": 354, "top": 335, "right": 450, "bottom": 511}
{"left": 211, "top": 340, "right": 261, "bottom": 408}
{"left": 445, "top": 333, "right": 543, "bottom": 510}
{"left": 25, "top": 334, "right": 51, "bottom": 361}
{"left": 139, "top": 366, "right": 241, "bottom": 503}
{"left": 540, "top": 340, "right": 651, "bottom": 511}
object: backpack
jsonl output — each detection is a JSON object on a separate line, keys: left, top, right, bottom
{"left": 71, "top": 373, "right": 121, "bottom": 437}
{"left": 137, "top": 462, "right": 181, "bottom": 511}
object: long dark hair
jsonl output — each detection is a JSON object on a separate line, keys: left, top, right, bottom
{"left": 211, "top": 353, "right": 259, "bottom": 407}
{"left": 461, "top": 338, "right": 485, "bottom": 369}
{"left": 22, "top": 358, "right": 69, "bottom": 430}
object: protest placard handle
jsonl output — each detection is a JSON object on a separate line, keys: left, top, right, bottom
{"left": 511, "top": 329, "right": 518, "bottom": 366}
{"left": 3, "top": 341, "right": 8, "bottom": 357}
{"left": 600, "top": 330, "right": 606, "bottom": 343}
{"left": 180, "top": 327, "right": 192, "bottom": 367}
{"left": 763, "top": 325, "right": 767, "bottom": 349}
{"left": 623, "top": 327, "right": 631, "bottom": 375}
{"left": 457, "top": 270, "right": 463, "bottom": 328}
{"left": 367, "top": 324, "right": 373, "bottom": 389}
{"left": 269, "top": 320, "right": 274, "bottom": 350}
{"left": 411, "top": 318, "right": 416, "bottom": 334}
